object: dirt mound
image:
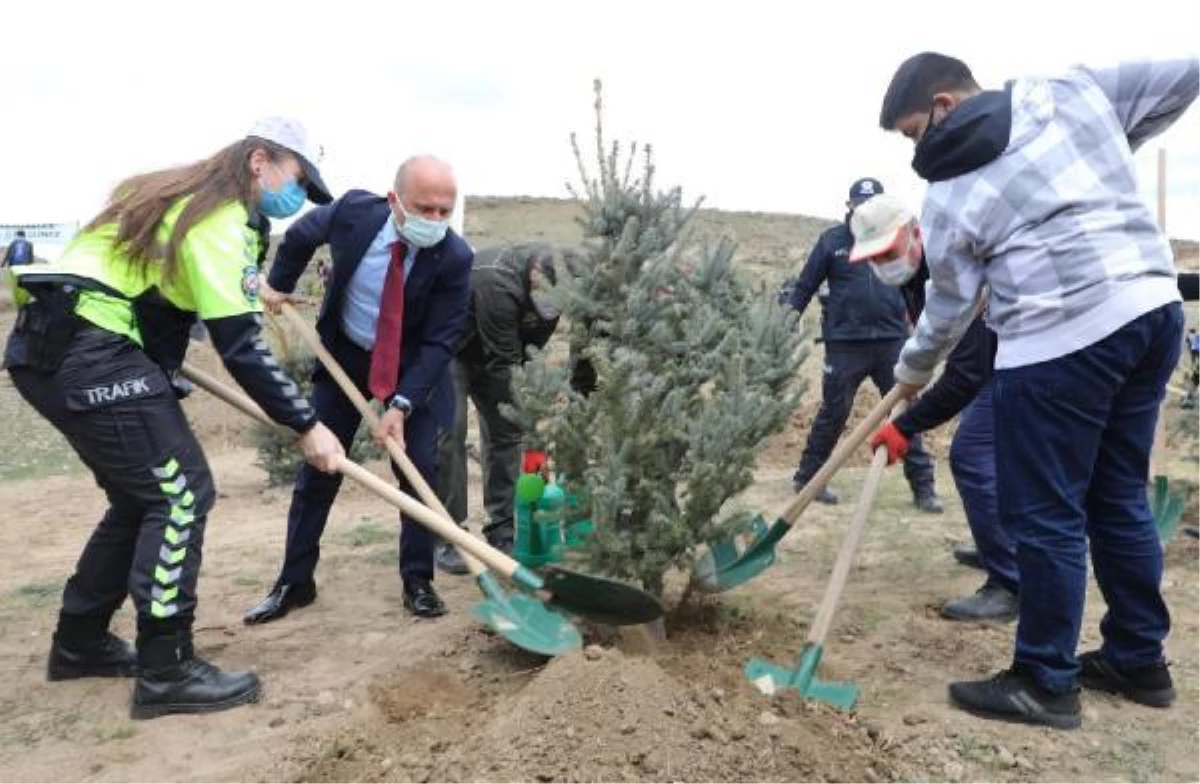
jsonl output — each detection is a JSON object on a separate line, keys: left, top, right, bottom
{"left": 446, "top": 645, "right": 890, "bottom": 783}
{"left": 292, "top": 632, "right": 899, "bottom": 784}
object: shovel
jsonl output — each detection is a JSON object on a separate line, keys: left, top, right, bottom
{"left": 1148, "top": 396, "right": 1187, "bottom": 544}
{"left": 743, "top": 430, "right": 892, "bottom": 711}
{"left": 693, "top": 385, "right": 905, "bottom": 593}
{"left": 270, "top": 304, "right": 661, "bottom": 625}
{"left": 181, "top": 361, "right": 662, "bottom": 629}
{"left": 269, "top": 305, "right": 581, "bottom": 655}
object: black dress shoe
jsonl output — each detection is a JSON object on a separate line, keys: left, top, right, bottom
{"left": 47, "top": 631, "right": 138, "bottom": 681}
{"left": 403, "top": 579, "right": 447, "bottom": 618}
{"left": 243, "top": 581, "right": 317, "bottom": 626}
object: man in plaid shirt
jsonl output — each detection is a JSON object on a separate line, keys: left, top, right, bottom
{"left": 878, "top": 52, "right": 1198, "bottom": 729}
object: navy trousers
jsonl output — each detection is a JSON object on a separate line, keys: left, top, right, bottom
{"left": 948, "top": 378, "right": 1018, "bottom": 593}
{"left": 794, "top": 339, "right": 937, "bottom": 496}
{"left": 278, "top": 330, "right": 437, "bottom": 587}
{"left": 994, "top": 303, "right": 1182, "bottom": 693}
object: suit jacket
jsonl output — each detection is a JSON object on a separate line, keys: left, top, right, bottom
{"left": 268, "top": 189, "right": 472, "bottom": 427}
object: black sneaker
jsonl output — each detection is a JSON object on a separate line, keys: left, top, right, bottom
{"left": 1079, "top": 650, "right": 1175, "bottom": 708}
{"left": 941, "top": 582, "right": 1018, "bottom": 623}
{"left": 948, "top": 667, "right": 1081, "bottom": 730}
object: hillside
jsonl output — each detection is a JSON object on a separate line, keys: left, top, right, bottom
{"left": 463, "top": 194, "right": 835, "bottom": 286}
{"left": 466, "top": 195, "right": 1199, "bottom": 274}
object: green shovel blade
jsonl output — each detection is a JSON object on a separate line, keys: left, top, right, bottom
{"left": 1151, "top": 475, "right": 1186, "bottom": 543}
{"left": 745, "top": 656, "right": 800, "bottom": 695}
{"left": 471, "top": 572, "right": 581, "bottom": 657}
{"left": 692, "top": 515, "right": 787, "bottom": 593}
{"left": 745, "top": 644, "right": 858, "bottom": 711}
{"left": 540, "top": 565, "right": 665, "bottom": 626}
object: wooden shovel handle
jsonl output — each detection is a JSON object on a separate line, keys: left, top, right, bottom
{"left": 779, "top": 384, "right": 905, "bottom": 525}
{"left": 178, "top": 361, "right": 517, "bottom": 578}
{"left": 806, "top": 442, "right": 891, "bottom": 646}
{"left": 276, "top": 303, "right": 486, "bottom": 576}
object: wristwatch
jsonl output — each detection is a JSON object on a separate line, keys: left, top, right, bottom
{"left": 388, "top": 394, "right": 413, "bottom": 417}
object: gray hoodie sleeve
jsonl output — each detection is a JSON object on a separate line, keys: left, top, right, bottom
{"left": 895, "top": 210, "right": 987, "bottom": 386}
{"left": 1081, "top": 58, "right": 1199, "bottom": 152}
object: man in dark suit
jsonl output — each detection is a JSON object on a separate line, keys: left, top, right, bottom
{"left": 244, "top": 155, "right": 472, "bottom": 622}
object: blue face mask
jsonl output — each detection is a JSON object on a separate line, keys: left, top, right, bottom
{"left": 259, "top": 169, "right": 307, "bottom": 219}
{"left": 395, "top": 205, "right": 449, "bottom": 249}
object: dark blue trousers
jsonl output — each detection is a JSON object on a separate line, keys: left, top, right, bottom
{"left": 994, "top": 303, "right": 1182, "bottom": 693}
{"left": 794, "top": 339, "right": 937, "bottom": 496}
{"left": 948, "top": 378, "right": 1018, "bottom": 593}
{"left": 278, "top": 331, "right": 437, "bottom": 587}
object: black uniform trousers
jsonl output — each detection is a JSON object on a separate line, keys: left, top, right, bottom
{"left": 793, "top": 338, "right": 936, "bottom": 496}
{"left": 278, "top": 329, "right": 438, "bottom": 587}
{"left": 8, "top": 326, "right": 215, "bottom": 643}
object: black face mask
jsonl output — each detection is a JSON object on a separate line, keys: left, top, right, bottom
{"left": 911, "top": 102, "right": 946, "bottom": 178}
{"left": 908, "top": 89, "right": 1013, "bottom": 183}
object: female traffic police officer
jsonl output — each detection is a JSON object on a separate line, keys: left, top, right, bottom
{"left": 3, "top": 117, "right": 344, "bottom": 720}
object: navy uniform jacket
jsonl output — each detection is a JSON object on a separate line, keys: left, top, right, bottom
{"left": 788, "top": 220, "right": 910, "bottom": 343}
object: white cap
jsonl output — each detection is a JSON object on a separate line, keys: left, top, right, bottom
{"left": 849, "top": 193, "right": 914, "bottom": 261}
{"left": 246, "top": 117, "right": 332, "bottom": 205}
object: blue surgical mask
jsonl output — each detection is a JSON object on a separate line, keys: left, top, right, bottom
{"left": 259, "top": 168, "right": 307, "bottom": 218}
{"left": 395, "top": 205, "right": 449, "bottom": 249}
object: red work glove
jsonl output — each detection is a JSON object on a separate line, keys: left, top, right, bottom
{"left": 522, "top": 449, "right": 549, "bottom": 477}
{"left": 870, "top": 421, "right": 910, "bottom": 466}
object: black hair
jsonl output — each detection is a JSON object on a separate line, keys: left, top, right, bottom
{"left": 879, "top": 52, "right": 978, "bottom": 129}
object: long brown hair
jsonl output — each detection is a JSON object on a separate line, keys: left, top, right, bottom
{"left": 87, "top": 137, "right": 289, "bottom": 281}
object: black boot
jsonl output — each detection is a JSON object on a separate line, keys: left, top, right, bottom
{"left": 131, "top": 632, "right": 261, "bottom": 720}
{"left": 47, "top": 630, "right": 138, "bottom": 681}
{"left": 484, "top": 523, "right": 515, "bottom": 556}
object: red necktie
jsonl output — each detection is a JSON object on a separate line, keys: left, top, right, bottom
{"left": 368, "top": 241, "right": 406, "bottom": 402}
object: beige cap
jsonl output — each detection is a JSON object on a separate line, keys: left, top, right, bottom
{"left": 849, "top": 193, "right": 914, "bottom": 261}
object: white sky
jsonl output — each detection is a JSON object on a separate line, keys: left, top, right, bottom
{"left": 2, "top": 0, "right": 1198, "bottom": 252}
